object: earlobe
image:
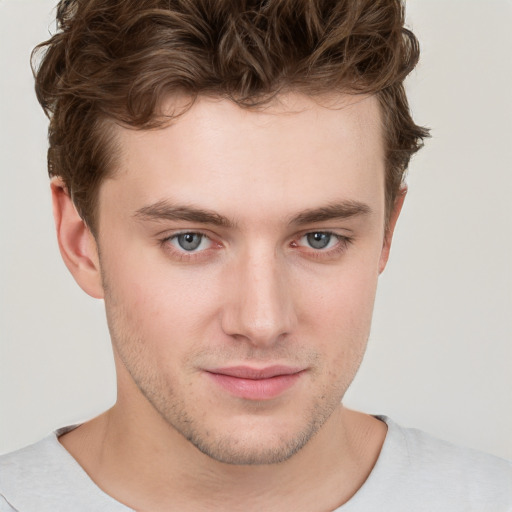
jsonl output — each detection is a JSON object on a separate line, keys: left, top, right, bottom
{"left": 378, "top": 186, "right": 407, "bottom": 274}
{"left": 51, "top": 177, "right": 104, "bottom": 299}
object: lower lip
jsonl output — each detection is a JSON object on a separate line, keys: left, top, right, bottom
{"left": 206, "top": 372, "right": 303, "bottom": 400}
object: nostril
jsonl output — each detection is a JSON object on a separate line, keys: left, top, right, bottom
{"left": 220, "top": 293, "right": 296, "bottom": 346}
{"left": 220, "top": 255, "right": 297, "bottom": 345}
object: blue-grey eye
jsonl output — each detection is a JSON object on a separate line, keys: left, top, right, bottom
{"left": 306, "top": 232, "right": 332, "bottom": 249}
{"left": 176, "top": 233, "right": 204, "bottom": 251}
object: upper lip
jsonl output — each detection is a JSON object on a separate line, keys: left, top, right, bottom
{"left": 206, "top": 365, "right": 305, "bottom": 380}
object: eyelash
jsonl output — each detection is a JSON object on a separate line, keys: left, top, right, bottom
{"left": 159, "top": 231, "right": 219, "bottom": 262}
{"left": 159, "top": 231, "right": 353, "bottom": 262}
{"left": 291, "top": 232, "right": 353, "bottom": 261}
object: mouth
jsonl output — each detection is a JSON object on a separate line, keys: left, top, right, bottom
{"left": 204, "top": 365, "right": 306, "bottom": 401}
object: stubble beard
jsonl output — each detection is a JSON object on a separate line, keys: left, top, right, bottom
{"left": 102, "top": 275, "right": 361, "bottom": 467}
{"left": 148, "top": 379, "right": 343, "bottom": 466}
{"left": 113, "top": 333, "right": 347, "bottom": 466}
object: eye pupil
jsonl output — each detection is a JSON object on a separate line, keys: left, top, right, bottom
{"left": 177, "top": 233, "right": 202, "bottom": 251}
{"left": 307, "top": 232, "right": 331, "bottom": 249}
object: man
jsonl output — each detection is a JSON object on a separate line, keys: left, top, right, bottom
{"left": 1, "top": 0, "right": 511, "bottom": 510}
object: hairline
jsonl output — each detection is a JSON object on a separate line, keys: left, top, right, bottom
{"left": 85, "top": 89, "right": 394, "bottom": 236}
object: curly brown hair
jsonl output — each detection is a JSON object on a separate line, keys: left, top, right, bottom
{"left": 33, "top": 0, "right": 429, "bottom": 233}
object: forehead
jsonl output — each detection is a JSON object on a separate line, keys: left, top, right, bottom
{"left": 101, "top": 93, "right": 385, "bottom": 223}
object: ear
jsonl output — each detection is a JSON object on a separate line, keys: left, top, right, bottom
{"left": 51, "top": 177, "right": 104, "bottom": 299}
{"left": 378, "top": 186, "right": 407, "bottom": 274}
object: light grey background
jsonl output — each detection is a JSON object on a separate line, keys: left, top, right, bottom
{"left": 1, "top": 0, "right": 511, "bottom": 458}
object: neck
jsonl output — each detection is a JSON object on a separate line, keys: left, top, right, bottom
{"left": 59, "top": 380, "right": 386, "bottom": 511}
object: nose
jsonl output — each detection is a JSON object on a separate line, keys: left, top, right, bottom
{"left": 220, "top": 248, "right": 297, "bottom": 347}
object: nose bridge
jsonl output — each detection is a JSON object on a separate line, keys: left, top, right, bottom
{"left": 221, "top": 243, "right": 295, "bottom": 346}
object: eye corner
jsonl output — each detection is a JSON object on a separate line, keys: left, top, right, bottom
{"left": 290, "top": 230, "right": 354, "bottom": 261}
{"left": 158, "top": 229, "right": 225, "bottom": 264}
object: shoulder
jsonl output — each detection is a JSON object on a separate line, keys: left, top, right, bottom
{"left": 395, "top": 419, "right": 511, "bottom": 482}
{"left": 0, "top": 496, "right": 15, "bottom": 512}
{"left": 0, "top": 434, "right": 68, "bottom": 510}
{"left": 0, "top": 432, "right": 133, "bottom": 511}
{"left": 0, "top": 434, "right": 60, "bottom": 484}
{"left": 373, "top": 416, "right": 512, "bottom": 510}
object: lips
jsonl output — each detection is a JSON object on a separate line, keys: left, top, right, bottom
{"left": 205, "top": 365, "right": 305, "bottom": 400}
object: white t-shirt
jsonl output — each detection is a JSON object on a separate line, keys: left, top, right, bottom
{"left": 1, "top": 416, "right": 511, "bottom": 511}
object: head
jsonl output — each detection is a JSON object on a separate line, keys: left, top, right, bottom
{"left": 34, "top": 0, "right": 427, "bottom": 234}
{"left": 35, "top": 0, "right": 428, "bottom": 465}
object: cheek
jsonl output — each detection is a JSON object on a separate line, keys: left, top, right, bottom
{"left": 101, "top": 249, "right": 224, "bottom": 354}
{"left": 298, "top": 257, "right": 380, "bottom": 334}
{"left": 101, "top": 227, "right": 382, "bottom": 359}
{"left": 294, "top": 251, "right": 380, "bottom": 380}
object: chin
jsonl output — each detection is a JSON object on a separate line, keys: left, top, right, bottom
{"left": 185, "top": 428, "right": 315, "bottom": 466}
{"left": 174, "top": 405, "right": 336, "bottom": 466}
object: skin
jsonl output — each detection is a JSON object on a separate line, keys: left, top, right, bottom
{"left": 53, "top": 93, "right": 404, "bottom": 511}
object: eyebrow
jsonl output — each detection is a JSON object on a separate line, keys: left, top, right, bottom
{"left": 134, "top": 200, "right": 235, "bottom": 228}
{"left": 288, "top": 201, "right": 372, "bottom": 225}
{"left": 134, "top": 199, "right": 371, "bottom": 228}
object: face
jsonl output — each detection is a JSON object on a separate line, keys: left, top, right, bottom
{"left": 93, "top": 94, "right": 392, "bottom": 465}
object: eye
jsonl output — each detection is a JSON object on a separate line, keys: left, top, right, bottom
{"left": 291, "top": 231, "right": 353, "bottom": 260}
{"left": 169, "top": 232, "right": 211, "bottom": 252}
{"left": 301, "top": 232, "right": 338, "bottom": 250}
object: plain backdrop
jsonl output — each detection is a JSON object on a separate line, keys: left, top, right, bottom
{"left": 1, "top": 0, "right": 511, "bottom": 459}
